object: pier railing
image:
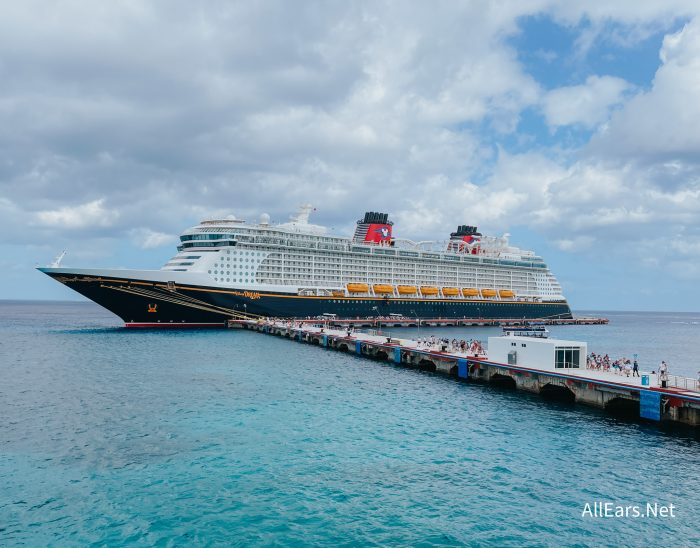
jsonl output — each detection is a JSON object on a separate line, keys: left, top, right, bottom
{"left": 664, "top": 374, "right": 700, "bottom": 393}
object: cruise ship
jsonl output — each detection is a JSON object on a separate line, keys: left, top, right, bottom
{"left": 39, "top": 205, "right": 572, "bottom": 327}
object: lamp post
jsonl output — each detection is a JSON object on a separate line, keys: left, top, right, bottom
{"left": 411, "top": 309, "right": 420, "bottom": 337}
{"left": 372, "top": 306, "right": 380, "bottom": 332}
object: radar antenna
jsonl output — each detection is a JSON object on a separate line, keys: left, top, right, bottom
{"left": 289, "top": 204, "right": 315, "bottom": 225}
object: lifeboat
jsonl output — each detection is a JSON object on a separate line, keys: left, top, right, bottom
{"left": 420, "top": 286, "right": 439, "bottom": 296}
{"left": 331, "top": 290, "right": 346, "bottom": 297}
{"left": 481, "top": 288, "right": 497, "bottom": 298}
{"left": 347, "top": 283, "right": 369, "bottom": 293}
{"left": 442, "top": 287, "right": 459, "bottom": 296}
{"left": 462, "top": 287, "right": 479, "bottom": 297}
{"left": 499, "top": 289, "right": 515, "bottom": 299}
{"left": 397, "top": 285, "right": 417, "bottom": 295}
{"left": 373, "top": 284, "right": 394, "bottom": 294}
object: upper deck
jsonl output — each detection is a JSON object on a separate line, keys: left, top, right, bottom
{"left": 175, "top": 214, "right": 550, "bottom": 271}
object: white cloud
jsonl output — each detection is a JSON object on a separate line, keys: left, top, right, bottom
{"left": 553, "top": 236, "right": 594, "bottom": 251}
{"left": 129, "top": 228, "right": 177, "bottom": 249}
{"left": 542, "top": 75, "right": 631, "bottom": 129}
{"left": 2, "top": 1, "right": 700, "bottom": 302}
{"left": 589, "top": 18, "right": 700, "bottom": 160}
{"left": 35, "top": 199, "right": 119, "bottom": 229}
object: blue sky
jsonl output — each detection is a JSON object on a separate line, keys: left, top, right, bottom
{"left": 2, "top": 1, "right": 700, "bottom": 311}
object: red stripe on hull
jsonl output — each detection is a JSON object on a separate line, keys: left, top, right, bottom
{"left": 124, "top": 322, "right": 226, "bottom": 328}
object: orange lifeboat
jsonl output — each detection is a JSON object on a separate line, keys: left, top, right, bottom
{"left": 481, "top": 288, "right": 497, "bottom": 298}
{"left": 347, "top": 283, "right": 369, "bottom": 293}
{"left": 442, "top": 287, "right": 459, "bottom": 296}
{"left": 332, "top": 290, "right": 346, "bottom": 297}
{"left": 420, "top": 286, "right": 439, "bottom": 296}
{"left": 397, "top": 285, "right": 417, "bottom": 295}
{"left": 462, "top": 288, "right": 479, "bottom": 297}
{"left": 373, "top": 284, "right": 394, "bottom": 294}
{"left": 499, "top": 289, "right": 515, "bottom": 299}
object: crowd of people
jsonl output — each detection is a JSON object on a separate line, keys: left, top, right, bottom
{"left": 586, "top": 353, "right": 682, "bottom": 387}
{"left": 587, "top": 352, "right": 640, "bottom": 377}
{"left": 416, "top": 336, "right": 485, "bottom": 356}
{"left": 264, "top": 319, "right": 487, "bottom": 356}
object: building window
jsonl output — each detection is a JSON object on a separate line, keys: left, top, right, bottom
{"left": 555, "top": 347, "right": 580, "bottom": 369}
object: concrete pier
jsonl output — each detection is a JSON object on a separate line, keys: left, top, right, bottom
{"left": 231, "top": 316, "right": 608, "bottom": 328}
{"left": 235, "top": 319, "right": 700, "bottom": 428}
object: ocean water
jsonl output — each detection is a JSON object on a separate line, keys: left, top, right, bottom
{"left": 0, "top": 301, "right": 698, "bottom": 546}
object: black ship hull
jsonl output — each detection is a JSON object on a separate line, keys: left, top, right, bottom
{"left": 41, "top": 270, "right": 573, "bottom": 327}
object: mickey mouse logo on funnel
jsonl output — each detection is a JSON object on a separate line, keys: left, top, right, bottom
{"left": 364, "top": 223, "right": 392, "bottom": 243}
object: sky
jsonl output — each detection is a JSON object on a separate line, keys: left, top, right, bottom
{"left": 2, "top": 0, "right": 700, "bottom": 311}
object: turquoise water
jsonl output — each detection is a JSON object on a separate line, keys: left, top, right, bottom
{"left": 1, "top": 301, "right": 698, "bottom": 545}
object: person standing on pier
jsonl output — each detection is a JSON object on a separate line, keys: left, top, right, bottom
{"left": 633, "top": 359, "right": 639, "bottom": 377}
{"left": 659, "top": 361, "right": 668, "bottom": 387}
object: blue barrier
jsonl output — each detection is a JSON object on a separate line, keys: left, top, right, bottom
{"left": 355, "top": 341, "right": 362, "bottom": 355}
{"left": 394, "top": 347, "right": 402, "bottom": 364}
{"left": 640, "top": 390, "right": 661, "bottom": 421}
{"left": 458, "top": 359, "right": 468, "bottom": 379}
{"left": 322, "top": 335, "right": 328, "bottom": 347}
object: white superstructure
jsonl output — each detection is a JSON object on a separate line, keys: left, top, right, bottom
{"left": 159, "top": 206, "right": 566, "bottom": 302}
